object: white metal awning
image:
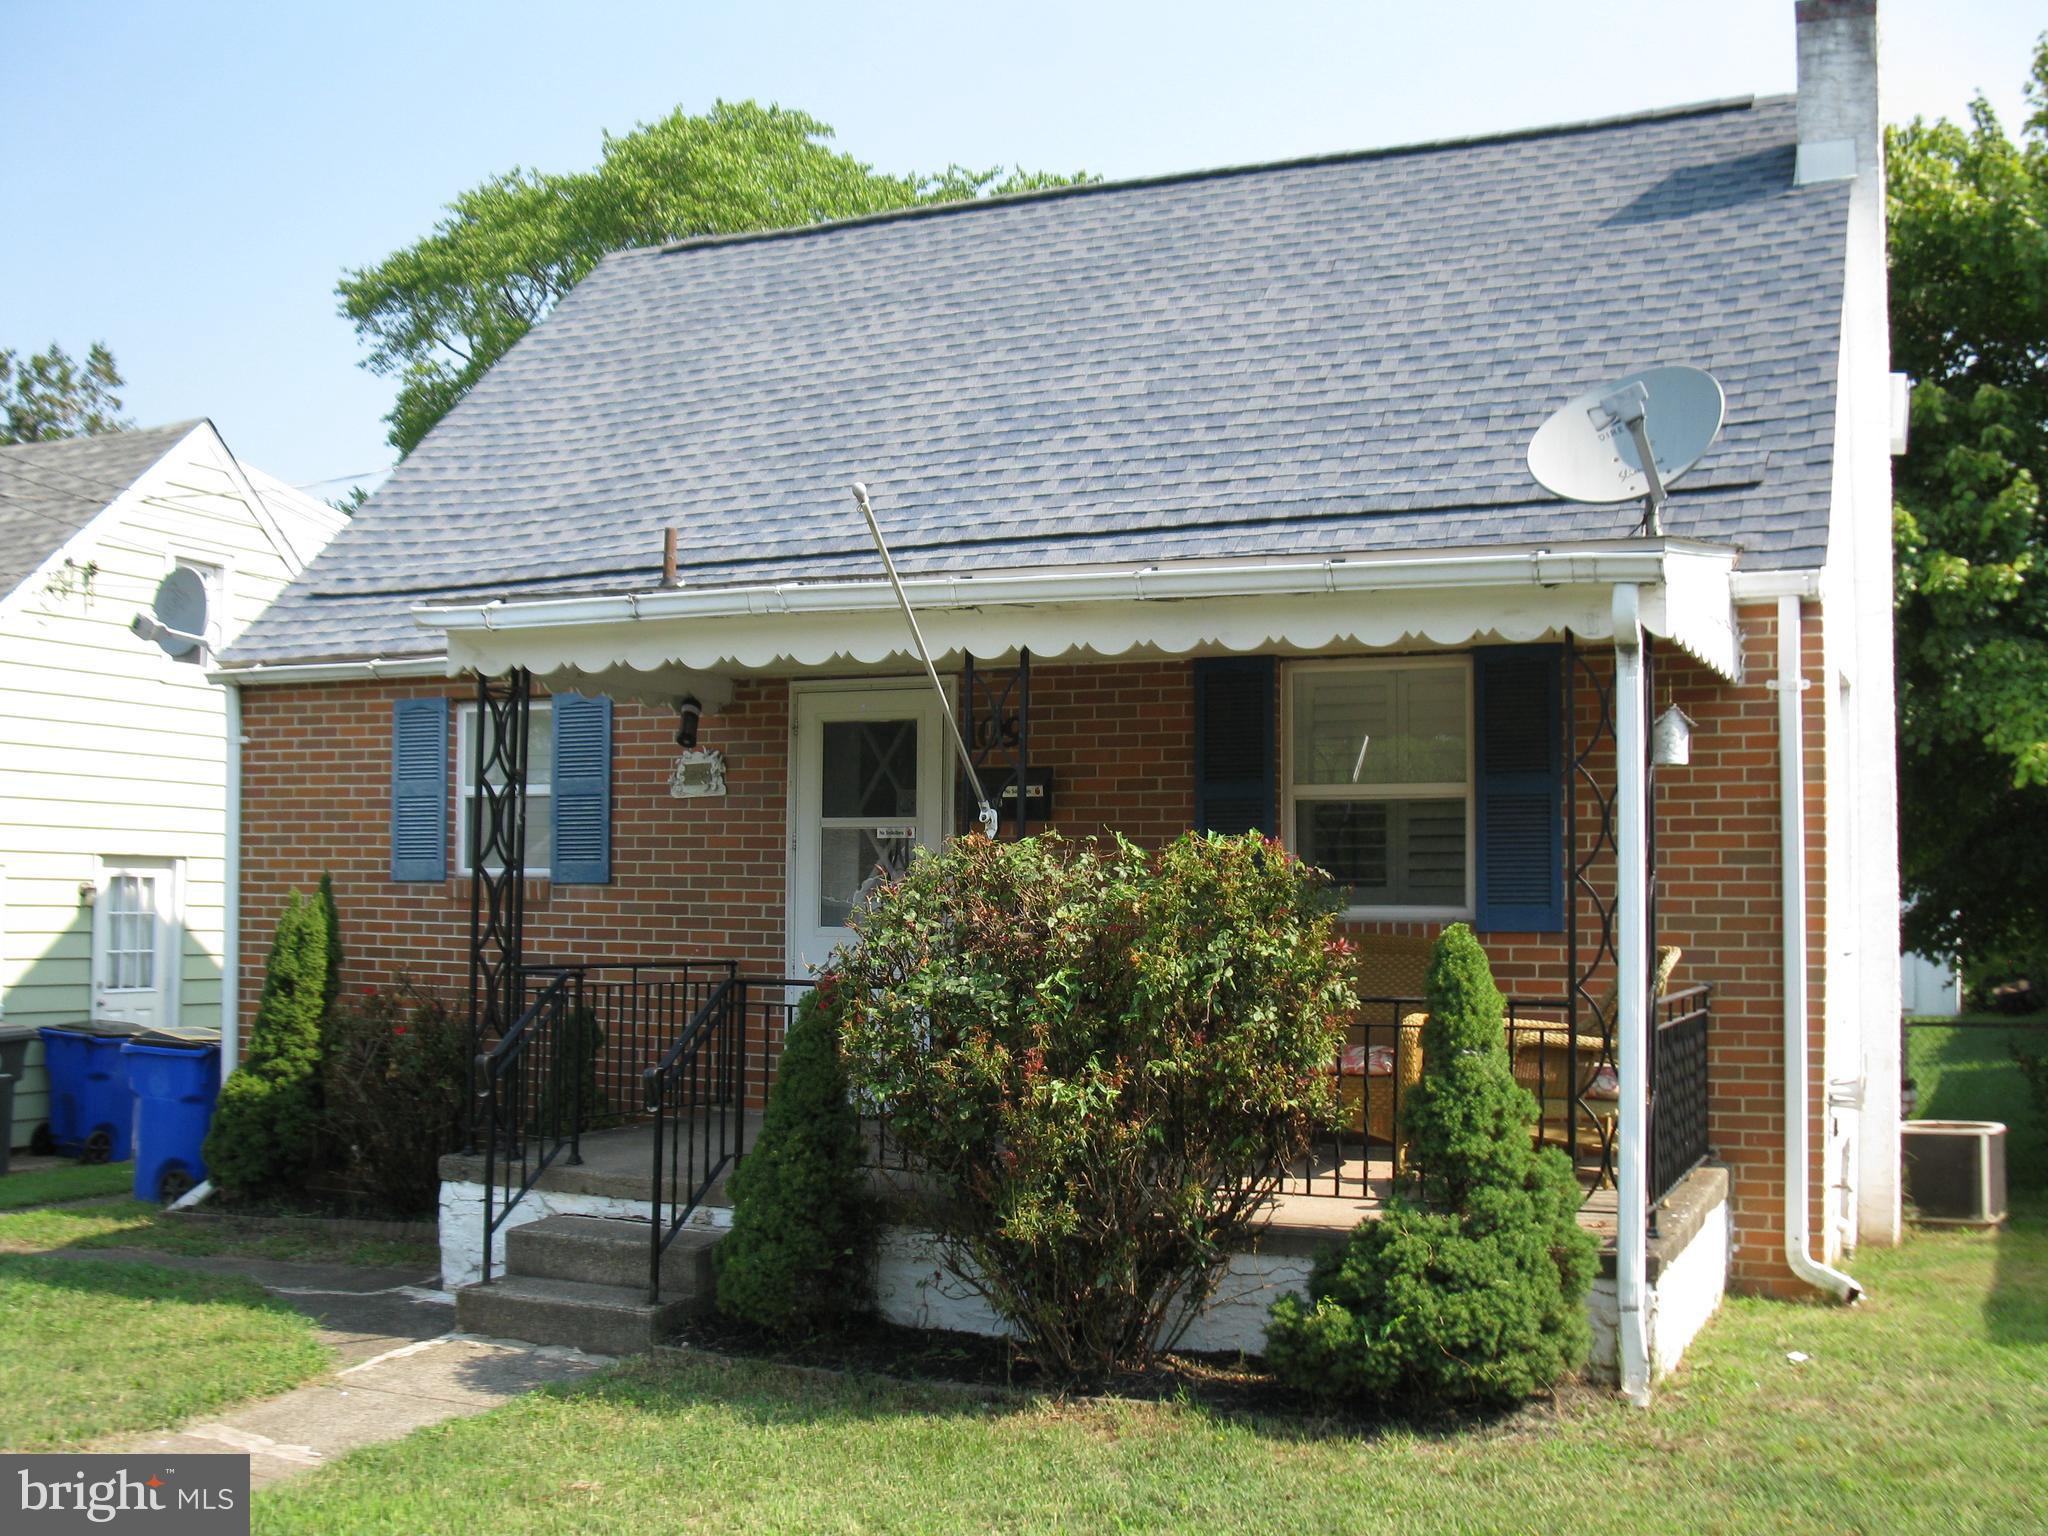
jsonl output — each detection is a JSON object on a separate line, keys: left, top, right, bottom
{"left": 416, "top": 538, "right": 1743, "bottom": 702}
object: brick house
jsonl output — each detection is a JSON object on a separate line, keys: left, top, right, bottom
{"left": 219, "top": 5, "right": 1899, "bottom": 1396}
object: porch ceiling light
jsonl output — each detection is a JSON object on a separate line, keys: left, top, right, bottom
{"left": 674, "top": 695, "right": 702, "bottom": 748}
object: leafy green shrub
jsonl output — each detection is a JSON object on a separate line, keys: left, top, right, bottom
{"left": 714, "top": 983, "right": 871, "bottom": 1332}
{"left": 1266, "top": 924, "right": 1597, "bottom": 1405}
{"left": 204, "top": 891, "right": 328, "bottom": 1200}
{"left": 322, "top": 981, "right": 471, "bottom": 1215}
{"left": 836, "top": 831, "right": 1355, "bottom": 1382}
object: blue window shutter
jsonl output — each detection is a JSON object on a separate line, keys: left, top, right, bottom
{"left": 1475, "top": 645, "right": 1564, "bottom": 931}
{"left": 390, "top": 697, "right": 448, "bottom": 882}
{"left": 1193, "top": 657, "right": 1276, "bottom": 836}
{"left": 551, "top": 694, "right": 613, "bottom": 884}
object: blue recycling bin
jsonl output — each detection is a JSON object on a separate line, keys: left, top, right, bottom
{"left": 36, "top": 1022, "right": 141, "bottom": 1162}
{"left": 122, "top": 1039, "right": 221, "bottom": 1203}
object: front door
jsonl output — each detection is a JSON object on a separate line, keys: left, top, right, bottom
{"left": 789, "top": 685, "right": 948, "bottom": 977}
{"left": 92, "top": 859, "right": 179, "bottom": 1029}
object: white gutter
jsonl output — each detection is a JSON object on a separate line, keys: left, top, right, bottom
{"left": 1775, "top": 593, "right": 1862, "bottom": 1302}
{"left": 221, "top": 679, "right": 243, "bottom": 1077}
{"left": 417, "top": 542, "right": 1722, "bottom": 634}
{"left": 1729, "top": 569, "right": 1825, "bottom": 602}
{"left": 1611, "top": 583, "right": 1653, "bottom": 1406}
{"left": 212, "top": 655, "right": 448, "bottom": 688}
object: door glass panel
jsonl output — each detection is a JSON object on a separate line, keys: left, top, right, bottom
{"left": 821, "top": 721, "right": 919, "bottom": 818}
{"left": 819, "top": 828, "right": 918, "bottom": 927}
{"left": 105, "top": 875, "right": 155, "bottom": 990}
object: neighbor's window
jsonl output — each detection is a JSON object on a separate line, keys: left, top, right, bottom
{"left": 457, "top": 702, "right": 553, "bottom": 876}
{"left": 1288, "top": 660, "right": 1470, "bottom": 913}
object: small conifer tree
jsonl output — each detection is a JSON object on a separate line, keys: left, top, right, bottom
{"left": 204, "top": 891, "right": 330, "bottom": 1199}
{"left": 714, "top": 981, "right": 871, "bottom": 1333}
{"left": 1266, "top": 924, "right": 1598, "bottom": 1404}
{"left": 316, "top": 871, "right": 344, "bottom": 1016}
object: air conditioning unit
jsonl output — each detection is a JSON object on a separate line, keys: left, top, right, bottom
{"left": 1902, "top": 1120, "right": 2007, "bottom": 1228}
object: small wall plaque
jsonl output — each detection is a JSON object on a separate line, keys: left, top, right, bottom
{"left": 669, "top": 748, "right": 727, "bottom": 798}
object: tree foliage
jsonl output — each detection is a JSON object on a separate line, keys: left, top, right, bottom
{"left": 836, "top": 831, "right": 1354, "bottom": 1383}
{"left": 340, "top": 100, "right": 1087, "bottom": 455}
{"left": 1890, "top": 37, "right": 2048, "bottom": 964}
{"left": 204, "top": 891, "right": 329, "bottom": 1200}
{"left": 1266, "top": 925, "right": 1596, "bottom": 1406}
{"left": 0, "top": 341, "right": 130, "bottom": 444}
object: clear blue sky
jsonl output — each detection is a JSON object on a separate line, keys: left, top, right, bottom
{"left": 4, "top": 0, "right": 2039, "bottom": 500}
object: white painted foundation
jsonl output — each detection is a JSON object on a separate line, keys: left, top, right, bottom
{"left": 1588, "top": 1193, "right": 1731, "bottom": 1383}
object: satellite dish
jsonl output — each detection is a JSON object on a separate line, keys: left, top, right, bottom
{"left": 133, "top": 566, "right": 209, "bottom": 657}
{"left": 1527, "top": 365, "right": 1725, "bottom": 533}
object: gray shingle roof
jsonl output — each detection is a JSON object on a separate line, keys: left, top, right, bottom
{"left": 0, "top": 422, "right": 201, "bottom": 599}
{"left": 229, "top": 96, "right": 1849, "bottom": 667}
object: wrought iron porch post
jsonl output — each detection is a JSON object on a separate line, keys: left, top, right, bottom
{"left": 960, "top": 648, "right": 1032, "bottom": 837}
{"left": 465, "top": 667, "right": 532, "bottom": 1151}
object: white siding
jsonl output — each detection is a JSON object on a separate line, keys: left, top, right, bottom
{"left": 0, "top": 424, "right": 344, "bottom": 1143}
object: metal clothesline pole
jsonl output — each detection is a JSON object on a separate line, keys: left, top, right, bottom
{"left": 850, "top": 481, "right": 999, "bottom": 838}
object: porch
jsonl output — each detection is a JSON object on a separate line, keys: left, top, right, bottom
{"left": 447, "top": 960, "right": 1714, "bottom": 1296}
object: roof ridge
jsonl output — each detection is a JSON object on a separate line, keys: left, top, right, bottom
{"left": 638, "top": 93, "right": 1763, "bottom": 262}
{"left": 0, "top": 418, "right": 204, "bottom": 458}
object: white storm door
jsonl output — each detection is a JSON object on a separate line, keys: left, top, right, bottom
{"left": 93, "top": 859, "right": 178, "bottom": 1029}
{"left": 789, "top": 686, "right": 946, "bottom": 978}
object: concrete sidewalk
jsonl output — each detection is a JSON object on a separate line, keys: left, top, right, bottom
{"left": 71, "top": 1249, "right": 611, "bottom": 1488}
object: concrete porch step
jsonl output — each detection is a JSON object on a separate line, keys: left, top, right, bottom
{"left": 455, "top": 1274, "right": 696, "bottom": 1356}
{"left": 506, "top": 1214, "right": 719, "bottom": 1295}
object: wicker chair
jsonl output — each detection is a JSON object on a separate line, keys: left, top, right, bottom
{"left": 1337, "top": 933, "right": 1436, "bottom": 1158}
{"left": 1496, "top": 946, "right": 1684, "bottom": 1166}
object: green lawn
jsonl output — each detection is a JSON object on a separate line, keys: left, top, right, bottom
{"left": 1907, "top": 1020, "right": 2048, "bottom": 1187}
{"left": 0, "top": 1254, "right": 332, "bottom": 1451}
{"left": 0, "top": 1198, "right": 440, "bottom": 1268}
{"left": 0, "top": 1161, "right": 137, "bottom": 1209}
{"left": 256, "top": 1201, "right": 2048, "bottom": 1535}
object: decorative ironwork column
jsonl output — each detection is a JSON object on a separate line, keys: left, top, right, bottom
{"left": 466, "top": 667, "right": 531, "bottom": 1148}
{"left": 960, "top": 648, "right": 1032, "bottom": 837}
{"left": 1564, "top": 634, "right": 1620, "bottom": 1194}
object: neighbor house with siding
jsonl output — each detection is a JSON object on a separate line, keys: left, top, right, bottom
{"left": 216, "top": 3, "right": 1901, "bottom": 1399}
{"left": 0, "top": 420, "right": 345, "bottom": 1143}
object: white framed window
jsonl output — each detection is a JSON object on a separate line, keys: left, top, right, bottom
{"left": 1284, "top": 657, "right": 1474, "bottom": 918}
{"left": 457, "top": 701, "right": 553, "bottom": 876}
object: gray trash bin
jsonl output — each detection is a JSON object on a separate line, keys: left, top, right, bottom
{"left": 0, "top": 1023, "right": 38, "bottom": 1177}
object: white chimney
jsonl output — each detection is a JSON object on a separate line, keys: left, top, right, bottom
{"left": 1794, "top": 0, "right": 1881, "bottom": 185}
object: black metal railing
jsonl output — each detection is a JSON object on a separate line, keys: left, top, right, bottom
{"left": 1648, "top": 983, "right": 1712, "bottom": 1208}
{"left": 1283, "top": 994, "right": 1609, "bottom": 1201}
{"left": 518, "top": 959, "right": 736, "bottom": 1129}
{"left": 476, "top": 969, "right": 584, "bottom": 1285}
{"left": 645, "top": 976, "right": 815, "bottom": 1302}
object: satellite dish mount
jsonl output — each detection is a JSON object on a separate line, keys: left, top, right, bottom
{"left": 850, "top": 482, "right": 1000, "bottom": 839}
{"left": 132, "top": 566, "right": 211, "bottom": 659}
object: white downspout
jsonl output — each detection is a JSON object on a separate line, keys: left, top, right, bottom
{"left": 1612, "top": 583, "right": 1652, "bottom": 1405}
{"left": 221, "top": 679, "right": 243, "bottom": 1078}
{"left": 1776, "top": 593, "right": 1862, "bottom": 1302}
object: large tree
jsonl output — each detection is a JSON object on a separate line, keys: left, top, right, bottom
{"left": 341, "top": 100, "right": 1085, "bottom": 455}
{"left": 1890, "top": 38, "right": 2048, "bottom": 968}
{"left": 0, "top": 341, "right": 131, "bottom": 444}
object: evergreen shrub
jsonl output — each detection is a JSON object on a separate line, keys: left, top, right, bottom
{"left": 1265, "top": 923, "right": 1598, "bottom": 1405}
{"left": 204, "top": 891, "right": 328, "bottom": 1199}
{"left": 714, "top": 981, "right": 871, "bottom": 1333}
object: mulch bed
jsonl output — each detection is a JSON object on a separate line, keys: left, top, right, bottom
{"left": 666, "top": 1310, "right": 1596, "bottom": 1432}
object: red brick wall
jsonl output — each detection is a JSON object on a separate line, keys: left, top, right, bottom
{"left": 238, "top": 615, "right": 1827, "bottom": 1292}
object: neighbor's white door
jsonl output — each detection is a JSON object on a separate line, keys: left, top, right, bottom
{"left": 788, "top": 685, "right": 947, "bottom": 977}
{"left": 92, "top": 859, "right": 179, "bottom": 1029}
